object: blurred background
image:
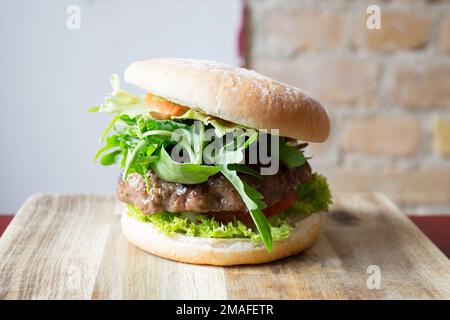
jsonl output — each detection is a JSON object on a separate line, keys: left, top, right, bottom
{"left": 1, "top": 0, "right": 449, "bottom": 216}
{"left": 245, "top": 0, "right": 450, "bottom": 215}
{"left": 0, "top": 0, "right": 242, "bottom": 213}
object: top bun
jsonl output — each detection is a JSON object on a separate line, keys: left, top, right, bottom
{"left": 124, "top": 58, "right": 330, "bottom": 142}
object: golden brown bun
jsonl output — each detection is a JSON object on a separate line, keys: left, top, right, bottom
{"left": 124, "top": 58, "right": 330, "bottom": 142}
{"left": 121, "top": 212, "right": 322, "bottom": 266}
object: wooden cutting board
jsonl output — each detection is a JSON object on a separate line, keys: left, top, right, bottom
{"left": 1, "top": 193, "right": 450, "bottom": 299}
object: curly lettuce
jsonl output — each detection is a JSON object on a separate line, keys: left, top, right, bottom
{"left": 127, "top": 204, "right": 293, "bottom": 242}
{"left": 288, "top": 173, "right": 333, "bottom": 215}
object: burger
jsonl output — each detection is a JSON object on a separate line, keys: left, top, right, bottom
{"left": 90, "top": 58, "right": 331, "bottom": 266}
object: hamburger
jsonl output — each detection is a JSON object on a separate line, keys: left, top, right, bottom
{"left": 90, "top": 58, "right": 332, "bottom": 266}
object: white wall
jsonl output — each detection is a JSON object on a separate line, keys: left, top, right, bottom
{"left": 0, "top": 0, "right": 242, "bottom": 213}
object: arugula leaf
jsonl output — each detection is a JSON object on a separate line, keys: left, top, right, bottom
{"left": 138, "top": 119, "right": 189, "bottom": 149}
{"left": 94, "top": 135, "right": 121, "bottom": 160}
{"left": 88, "top": 106, "right": 100, "bottom": 112}
{"left": 149, "top": 148, "right": 220, "bottom": 184}
{"left": 118, "top": 114, "right": 136, "bottom": 126}
{"left": 143, "top": 118, "right": 189, "bottom": 132}
{"left": 279, "top": 138, "right": 306, "bottom": 169}
{"left": 200, "top": 129, "right": 272, "bottom": 250}
{"left": 218, "top": 164, "right": 272, "bottom": 251}
{"left": 227, "top": 164, "right": 261, "bottom": 179}
{"left": 140, "top": 130, "right": 173, "bottom": 138}
{"left": 100, "top": 150, "right": 121, "bottom": 166}
{"left": 240, "top": 130, "right": 258, "bottom": 150}
{"left": 99, "top": 113, "right": 121, "bottom": 142}
{"left": 123, "top": 140, "right": 149, "bottom": 179}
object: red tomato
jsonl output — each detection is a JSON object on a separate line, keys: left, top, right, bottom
{"left": 263, "top": 193, "right": 297, "bottom": 218}
{"left": 211, "top": 193, "right": 297, "bottom": 227}
{"left": 145, "top": 93, "right": 189, "bottom": 119}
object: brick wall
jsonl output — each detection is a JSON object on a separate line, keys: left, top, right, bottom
{"left": 244, "top": 0, "right": 450, "bottom": 213}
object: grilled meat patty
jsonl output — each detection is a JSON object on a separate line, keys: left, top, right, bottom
{"left": 117, "top": 164, "right": 312, "bottom": 215}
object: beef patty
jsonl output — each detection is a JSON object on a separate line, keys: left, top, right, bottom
{"left": 117, "top": 164, "right": 312, "bottom": 215}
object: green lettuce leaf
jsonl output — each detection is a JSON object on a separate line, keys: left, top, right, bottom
{"left": 123, "top": 140, "right": 149, "bottom": 179}
{"left": 97, "top": 74, "right": 150, "bottom": 119}
{"left": 99, "top": 150, "right": 121, "bottom": 166}
{"left": 227, "top": 164, "right": 261, "bottom": 179}
{"left": 278, "top": 138, "right": 306, "bottom": 169}
{"left": 218, "top": 164, "right": 272, "bottom": 251}
{"left": 174, "top": 109, "right": 245, "bottom": 137}
{"left": 289, "top": 173, "right": 332, "bottom": 215}
{"left": 149, "top": 147, "right": 220, "bottom": 184}
{"left": 127, "top": 204, "right": 292, "bottom": 242}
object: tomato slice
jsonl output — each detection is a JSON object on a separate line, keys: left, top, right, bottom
{"left": 145, "top": 93, "right": 189, "bottom": 119}
{"left": 262, "top": 193, "right": 297, "bottom": 218}
{"left": 212, "top": 193, "right": 297, "bottom": 227}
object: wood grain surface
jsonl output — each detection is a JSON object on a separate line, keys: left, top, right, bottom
{"left": 1, "top": 193, "right": 449, "bottom": 299}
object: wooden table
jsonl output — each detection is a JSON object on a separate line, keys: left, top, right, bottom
{"left": 1, "top": 193, "right": 450, "bottom": 299}
{"left": 2, "top": 213, "right": 450, "bottom": 258}
{"left": 2, "top": 213, "right": 450, "bottom": 259}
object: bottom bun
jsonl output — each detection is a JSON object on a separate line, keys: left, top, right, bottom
{"left": 121, "top": 212, "right": 322, "bottom": 266}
